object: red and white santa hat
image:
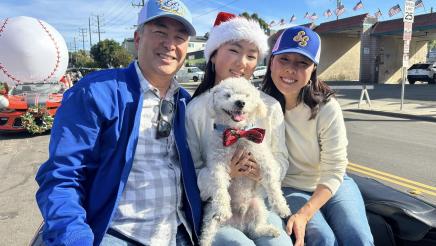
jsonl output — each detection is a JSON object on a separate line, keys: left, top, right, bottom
{"left": 204, "top": 12, "right": 269, "bottom": 62}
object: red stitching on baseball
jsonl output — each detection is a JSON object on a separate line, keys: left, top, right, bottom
{"left": 0, "top": 19, "right": 21, "bottom": 84}
{"left": 38, "top": 20, "right": 61, "bottom": 82}
{"left": 0, "top": 62, "right": 21, "bottom": 83}
{"left": 0, "top": 18, "right": 8, "bottom": 38}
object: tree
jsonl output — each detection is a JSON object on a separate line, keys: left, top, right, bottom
{"left": 70, "top": 50, "right": 95, "bottom": 68}
{"left": 240, "top": 12, "right": 270, "bottom": 34}
{"left": 90, "top": 39, "right": 133, "bottom": 68}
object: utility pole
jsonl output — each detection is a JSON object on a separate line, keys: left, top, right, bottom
{"left": 73, "top": 37, "right": 77, "bottom": 52}
{"left": 88, "top": 17, "right": 93, "bottom": 49}
{"left": 93, "top": 15, "right": 105, "bottom": 43}
{"left": 79, "top": 28, "right": 87, "bottom": 51}
{"left": 97, "top": 15, "right": 101, "bottom": 43}
{"left": 131, "top": 0, "right": 145, "bottom": 7}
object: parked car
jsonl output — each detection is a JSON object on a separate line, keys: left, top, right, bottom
{"left": 407, "top": 63, "right": 436, "bottom": 84}
{"left": 66, "top": 67, "right": 100, "bottom": 84}
{"left": 252, "top": 66, "right": 267, "bottom": 79}
{"left": 0, "top": 82, "right": 64, "bottom": 133}
{"left": 175, "top": 66, "right": 204, "bottom": 83}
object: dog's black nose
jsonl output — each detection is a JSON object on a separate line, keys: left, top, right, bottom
{"left": 235, "top": 100, "right": 245, "bottom": 108}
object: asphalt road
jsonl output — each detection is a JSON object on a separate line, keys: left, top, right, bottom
{"left": 344, "top": 111, "right": 436, "bottom": 205}
{"left": 0, "top": 132, "right": 46, "bottom": 246}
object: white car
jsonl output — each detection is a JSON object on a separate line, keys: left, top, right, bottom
{"left": 176, "top": 66, "right": 205, "bottom": 83}
{"left": 407, "top": 63, "right": 436, "bottom": 84}
{"left": 252, "top": 66, "right": 267, "bottom": 79}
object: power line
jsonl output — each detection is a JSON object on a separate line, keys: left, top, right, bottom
{"left": 193, "top": 0, "right": 241, "bottom": 18}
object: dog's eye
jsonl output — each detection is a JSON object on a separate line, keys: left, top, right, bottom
{"left": 225, "top": 93, "right": 231, "bottom": 98}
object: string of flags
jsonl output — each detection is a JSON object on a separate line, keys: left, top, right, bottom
{"left": 268, "top": 0, "right": 428, "bottom": 28}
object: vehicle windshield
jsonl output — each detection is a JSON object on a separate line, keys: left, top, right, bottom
{"left": 10, "top": 83, "right": 63, "bottom": 96}
{"left": 189, "top": 67, "right": 202, "bottom": 72}
{"left": 409, "top": 64, "right": 431, "bottom": 70}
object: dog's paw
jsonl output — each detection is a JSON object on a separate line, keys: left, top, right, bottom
{"left": 213, "top": 206, "right": 232, "bottom": 222}
{"left": 275, "top": 204, "right": 291, "bottom": 218}
{"left": 253, "top": 225, "right": 281, "bottom": 238}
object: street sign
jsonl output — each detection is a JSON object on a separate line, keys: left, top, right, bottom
{"left": 403, "top": 0, "right": 415, "bottom": 23}
{"left": 403, "top": 29, "right": 412, "bottom": 40}
{"left": 401, "top": 0, "right": 416, "bottom": 111}
{"left": 403, "top": 40, "right": 410, "bottom": 54}
{"left": 403, "top": 54, "right": 409, "bottom": 68}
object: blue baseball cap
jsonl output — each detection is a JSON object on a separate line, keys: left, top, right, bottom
{"left": 137, "top": 0, "right": 196, "bottom": 36}
{"left": 271, "top": 26, "right": 321, "bottom": 64}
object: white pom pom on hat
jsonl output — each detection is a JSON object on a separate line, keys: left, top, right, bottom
{"left": 204, "top": 12, "right": 269, "bottom": 62}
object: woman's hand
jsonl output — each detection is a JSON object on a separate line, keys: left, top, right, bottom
{"left": 286, "top": 213, "right": 309, "bottom": 246}
{"left": 229, "top": 146, "right": 262, "bottom": 182}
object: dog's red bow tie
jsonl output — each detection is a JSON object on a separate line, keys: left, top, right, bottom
{"left": 223, "top": 128, "right": 266, "bottom": 147}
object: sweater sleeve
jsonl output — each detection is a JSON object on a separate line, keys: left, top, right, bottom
{"left": 35, "top": 85, "right": 103, "bottom": 246}
{"left": 185, "top": 98, "right": 214, "bottom": 201}
{"left": 317, "top": 99, "right": 348, "bottom": 195}
{"left": 269, "top": 102, "right": 289, "bottom": 181}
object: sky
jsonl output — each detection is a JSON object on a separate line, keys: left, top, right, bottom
{"left": 0, "top": 0, "right": 434, "bottom": 51}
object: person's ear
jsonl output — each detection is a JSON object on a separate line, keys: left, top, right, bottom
{"left": 134, "top": 31, "right": 141, "bottom": 50}
{"left": 210, "top": 53, "right": 216, "bottom": 64}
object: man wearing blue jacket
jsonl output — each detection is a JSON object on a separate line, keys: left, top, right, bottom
{"left": 35, "top": 0, "right": 202, "bottom": 245}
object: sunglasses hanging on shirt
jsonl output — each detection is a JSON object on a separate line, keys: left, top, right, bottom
{"left": 156, "top": 99, "right": 174, "bottom": 139}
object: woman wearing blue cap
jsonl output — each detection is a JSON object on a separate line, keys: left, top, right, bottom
{"left": 262, "top": 26, "right": 374, "bottom": 246}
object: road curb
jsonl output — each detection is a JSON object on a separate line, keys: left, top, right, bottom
{"left": 344, "top": 109, "right": 436, "bottom": 123}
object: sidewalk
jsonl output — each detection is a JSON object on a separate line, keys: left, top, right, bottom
{"left": 334, "top": 84, "right": 436, "bottom": 122}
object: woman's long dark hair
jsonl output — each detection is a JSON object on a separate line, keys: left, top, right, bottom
{"left": 191, "top": 51, "right": 217, "bottom": 99}
{"left": 261, "top": 57, "right": 335, "bottom": 120}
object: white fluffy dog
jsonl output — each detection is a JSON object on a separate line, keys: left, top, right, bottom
{"left": 200, "top": 77, "right": 291, "bottom": 246}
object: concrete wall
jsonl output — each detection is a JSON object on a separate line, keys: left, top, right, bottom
{"left": 377, "top": 36, "right": 427, "bottom": 84}
{"left": 318, "top": 34, "right": 361, "bottom": 81}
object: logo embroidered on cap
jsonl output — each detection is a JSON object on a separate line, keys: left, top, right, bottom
{"left": 293, "top": 30, "right": 309, "bottom": 47}
{"left": 157, "top": 0, "right": 186, "bottom": 16}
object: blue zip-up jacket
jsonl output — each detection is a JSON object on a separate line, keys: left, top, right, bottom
{"left": 35, "top": 62, "right": 202, "bottom": 246}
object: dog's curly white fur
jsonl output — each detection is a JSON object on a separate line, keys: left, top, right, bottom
{"left": 200, "top": 77, "right": 291, "bottom": 246}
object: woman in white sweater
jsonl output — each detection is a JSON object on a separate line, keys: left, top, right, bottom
{"left": 185, "top": 12, "right": 292, "bottom": 245}
{"left": 262, "top": 26, "right": 374, "bottom": 246}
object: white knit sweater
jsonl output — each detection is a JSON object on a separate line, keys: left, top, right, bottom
{"left": 185, "top": 90, "right": 288, "bottom": 201}
{"left": 282, "top": 98, "right": 348, "bottom": 195}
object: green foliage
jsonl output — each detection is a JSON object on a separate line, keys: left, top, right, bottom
{"left": 429, "top": 40, "right": 436, "bottom": 50}
{"left": 90, "top": 39, "right": 133, "bottom": 68}
{"left": 70, "top": 50, "right": 95, "bottom": 68}
{"left": 240, "top": 12, "right": 270, "bottom": 34}
{"left": 21, "top": 106, "right": 54, "bottom": 134}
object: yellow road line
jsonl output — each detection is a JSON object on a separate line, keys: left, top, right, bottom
{"left": 347, "top": 166, "right": 436, "bottom": 197}
{"left": 348, "top": 162, "right": 436, "bottom": 191}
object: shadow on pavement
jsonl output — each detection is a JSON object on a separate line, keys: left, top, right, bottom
{"left": 0, "top": 130, "right": 51, "bottom": 140}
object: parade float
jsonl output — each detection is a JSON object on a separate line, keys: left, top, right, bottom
{"left": 0, "top": 16, "right": 68, "bottom": 133}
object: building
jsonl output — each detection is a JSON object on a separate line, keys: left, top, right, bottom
{"left": 312, "top": 12, "right": 436, "bottom": 84}
{"left": 188, "top": 36, "right": 207, "bottom": 53}
{"left": 122, "top": 38, "right": 136, "bottom": 58}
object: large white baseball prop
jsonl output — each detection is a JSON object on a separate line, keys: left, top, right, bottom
{"left": 0, "top": 16, "right": 69, "bottom": 87}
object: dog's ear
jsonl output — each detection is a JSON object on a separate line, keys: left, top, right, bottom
{"left": 206, "top": 90, "right": 216, "bottom": 117}
{"left": 255, "top": 97, "right": 268, "bottom": 119}
{"left": 252, "top": 88, "right": 267, "bottom": 119}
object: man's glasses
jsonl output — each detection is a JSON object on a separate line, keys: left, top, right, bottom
{"left": 156, "top": 99, "right": 174, "bottom": 139}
